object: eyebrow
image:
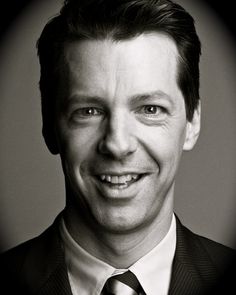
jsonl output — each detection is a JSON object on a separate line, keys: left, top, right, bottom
{"left": 129, "top": 90, "right": 173, "bottom": 104}
{"left": 68, "top": 95, "right": 105, "bottom": 104}
{"left": 63, "top": 95, "right": 107, "bottom": 110}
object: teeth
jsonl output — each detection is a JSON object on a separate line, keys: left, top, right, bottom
{"left": 120, "top": 175, "right": 131, "bottom": 183}
{"left": 99, "top": 174, "right": 139, "bottom": 184}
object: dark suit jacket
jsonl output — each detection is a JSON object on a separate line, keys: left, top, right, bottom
{"left": 0, "top": 213, "right": 235, "bottom": 295}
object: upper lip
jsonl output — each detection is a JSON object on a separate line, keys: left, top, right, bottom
{"left": 95, "top": 171, "right": 143, "bottom": 176}
{"left": 91, "top": 164, "right": 156, "bottom": 176}
{"left": 92, "top": 169, "right": 155, "bottom": 177}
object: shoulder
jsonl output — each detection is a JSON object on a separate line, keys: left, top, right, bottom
{"left": 1, "top": 221, "right": 55, "bottom": 267}
{"left": 186, "top": 223, "right": 234, "bottom": 261}
{"left": 195, "top": 231, "right": 235, "bottom": 263}
{"left": 175, "top": 216, "right": 236, "bottom": 294}
{"left": 0, "top": 215, "right": 63, "bottom": 294}
{"left": 177, "top": 216, "right": 235, "bottom": 266}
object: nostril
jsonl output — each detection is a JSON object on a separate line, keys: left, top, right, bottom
{"left": 97, "top": 116, "right": 138, "bottom": 158}
{"left": 97, "top": 134, "right": 137, "bottom": 159}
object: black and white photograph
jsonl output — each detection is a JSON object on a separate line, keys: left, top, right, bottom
{"left": 0, "top": 1, "right": 236, "bottom": 294}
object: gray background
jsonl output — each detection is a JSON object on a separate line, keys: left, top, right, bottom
{"left": 0, "top": 0, "right": 236, "bottom": 251}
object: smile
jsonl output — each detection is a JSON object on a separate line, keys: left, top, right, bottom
{"left": 96, "top": 173, "right": 143, "bottom": 190}
{"left": 99, "top": 174, "right": 139, "bottom": 184}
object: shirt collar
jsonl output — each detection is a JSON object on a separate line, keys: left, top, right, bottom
{"left": 60, "top": 219, "right": 115, "bottom": 295}
{"left": 130, "top": 214, "right": 176, "bottom": 295}
{"left": 60, "top": 214, "right": 176, "bottom": 295}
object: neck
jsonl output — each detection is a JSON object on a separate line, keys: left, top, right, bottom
{"left": 64, "top": 191, "right": 174, "bottom": 268}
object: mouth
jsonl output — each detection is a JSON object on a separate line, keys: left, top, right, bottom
{"left": 96, "top": 173, "right": 144, "bottom": 190}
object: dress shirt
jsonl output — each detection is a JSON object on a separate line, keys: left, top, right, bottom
{"left": 59, "top": 214, "right": 176, "bottom": 295}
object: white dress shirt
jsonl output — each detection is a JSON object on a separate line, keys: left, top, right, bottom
{"left": 59, "top": 214, "right": 176, "bottom": 295}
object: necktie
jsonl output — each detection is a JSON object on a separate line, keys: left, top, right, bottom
{"left": 102, "top": 270, "right": 144, "bottom": 295}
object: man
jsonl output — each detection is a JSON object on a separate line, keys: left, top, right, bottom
{"left": 1, "top": 0, "right": 235, "bottom": 294}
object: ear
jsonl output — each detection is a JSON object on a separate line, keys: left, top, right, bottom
{"left": 42, "top": 124, "right": 59, "bottom": 155}
{"left": 183, "top": 102, "right": 201, "bottom": 151}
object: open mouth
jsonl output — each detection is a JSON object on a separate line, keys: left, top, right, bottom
{"left": 96, "top": 173, "right": 143, "bottom": 189}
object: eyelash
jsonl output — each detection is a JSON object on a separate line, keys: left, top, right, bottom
{"left": 135, "top": 105, "right": 167, "bottom": 118}
{"left": 72, "top": 107, "right": 103, "bottom": 117}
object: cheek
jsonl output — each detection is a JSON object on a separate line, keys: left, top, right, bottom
{"left": 60, "top": 136, "right": 94, "bottom": 195}
{"left": 59, "top": 126, "right": 99, "bottom": 160}
{"left": 57, "top": 137, "right": 90, "bottom": 186}
{"left": 138, "top": 124, "right": 187, "bottom": 166}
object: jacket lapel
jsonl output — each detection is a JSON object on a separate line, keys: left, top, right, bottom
{"left": 168, "top": 251, "right": 204, "bottom": 295}
{"left": 22, "top": 213, "right": 220, "bottom": 295}
{"left": 21, "top": 214, "right": 73, "bottom": 295}
{"left": 168, "top": 216, "right": 218, "bottom": 295}
{"left": 37, "top": 262, "right": 73, "bottom": 295}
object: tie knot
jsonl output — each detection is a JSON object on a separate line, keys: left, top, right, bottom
{"left": 102, "top": 271, "right": 143, "bottom": 295}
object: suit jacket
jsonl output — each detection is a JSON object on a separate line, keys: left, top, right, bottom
{"left": 0, "top": 213, "right": 235, "bottom": 295}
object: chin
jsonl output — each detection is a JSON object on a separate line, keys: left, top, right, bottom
{"left": 94, "top": 212, "right": 148, "bottom": 234}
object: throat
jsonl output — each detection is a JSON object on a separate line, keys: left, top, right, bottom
{"left": 64, "top": 206, "right": 172, "bottom": 268}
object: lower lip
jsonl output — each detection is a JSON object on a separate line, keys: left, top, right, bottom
{"left": 93, "top": 175, "right": 145, "bottom": 199}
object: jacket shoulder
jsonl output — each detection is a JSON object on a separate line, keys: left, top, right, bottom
{"left": 178, "top": 220, "right": 236, "bottom": 294}
{"left": 197, "top": 233, "right": 235, "bottom": 264}
{"left": 181, "top": 220, "right": 235, "bottom": 266}
{"left": 1, "top": 224, "right": 53, "bottom": 269}
{"left": 0, "top": 218, "right": 65, "bottom": 294}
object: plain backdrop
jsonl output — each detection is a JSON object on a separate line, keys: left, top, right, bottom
{"left": 0, "top": 0, "right": 236, "bottom": 251}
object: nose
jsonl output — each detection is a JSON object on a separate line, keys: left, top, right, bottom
{"left": 98, "top": 112, "right": 137, "bottom": 159}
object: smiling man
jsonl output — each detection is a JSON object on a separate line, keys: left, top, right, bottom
{"left": 57, "top": 34, "right": 193, "bottom": 270}
{"left": 1, "top": 0, "right": 235, "bottom": 294}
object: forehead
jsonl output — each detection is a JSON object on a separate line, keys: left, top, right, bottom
{"left": 64, "top": 33, "right": 179, "bottom": 71}
{"left": 62, "top": 33, "right": 181, "bottom": 102}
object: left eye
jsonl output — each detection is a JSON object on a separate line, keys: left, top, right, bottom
{"left": 137, "top": 105, "right": 164, "bottom": 116}
{"left": 142, "top": 105, "right": 161, "bottom": 114}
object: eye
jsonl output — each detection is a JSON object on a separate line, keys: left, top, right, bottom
{"left": 134, "top": 104, "right": 168, "bottom": 124}
{"left": 143, "top": 105, "right": 162, "bottom": 115}
{"left": 136, "top": 105, "right": 165, "bottom": 116}
{"left": 69, "top": 107, "right": 105, "bottom": 125}
{"left": 75, "top": 107, "right": 102, "bottom": 117}
{"left": 71, "top": 107, "right": 104, "bottom": 119}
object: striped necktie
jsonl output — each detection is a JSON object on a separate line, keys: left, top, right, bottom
{"left": 102, "top": 271, "right": 145, "bottom": 295}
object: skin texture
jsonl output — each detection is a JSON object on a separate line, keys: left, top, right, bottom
{"left": 51, "top": 33, "right": 200, "bottom": 267}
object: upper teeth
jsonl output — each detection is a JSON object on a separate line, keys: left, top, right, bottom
{"left": 100, "top": 174, "right": 139, "bottom": 184}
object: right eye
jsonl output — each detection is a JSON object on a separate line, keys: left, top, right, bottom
{"left": 69, "top": 107, "right": 105, "bottom": 125}
{"left": 73, "top": 107, "right": 103, "bottom": 117}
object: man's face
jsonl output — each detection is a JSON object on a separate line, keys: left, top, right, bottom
{"left": 54, "top": 33, "right": 199, "bottom": 233}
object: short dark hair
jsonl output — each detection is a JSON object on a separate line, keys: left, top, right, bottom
{"left": 37, "top": 0, "right": 201, "bottom": 141}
